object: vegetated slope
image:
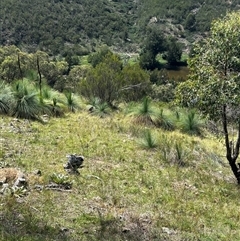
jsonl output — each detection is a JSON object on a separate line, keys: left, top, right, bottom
{"left": 137, "top": 0, "right": 238, "bottom": 31}
{"left": 0, "top": 0, "right": 239, "bottom": 55}
{"left": 0, "top": 0, "right": 137, "bottom": 54}
{"left": 0, "top": 111, "right": 239, "bottom": 240}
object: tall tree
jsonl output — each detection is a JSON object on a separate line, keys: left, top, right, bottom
{"left": 139, "top": 28, "right": 165, "bottom": 70}
{"left": 175, "top": 11, "right": 240, "bottom": 184}
{"left": 163, "top": 36, "right": 182, "bottom": 65}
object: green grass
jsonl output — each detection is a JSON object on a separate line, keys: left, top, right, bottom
{"left": 0, "top": 110, "right": 239, "bottom": 241}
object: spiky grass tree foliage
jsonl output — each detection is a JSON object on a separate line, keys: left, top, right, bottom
{"left": 128, "top": 97, "right": 158, "bottom": 126}
{"left": 178, "top": 109, "right": 205, "bottom": 136}
{"left": 0, "top": 82, "right": 13, "bottom": 115}
{"left": 41, "top": 85, "right": 66, "bottom": 117}
{"left": 155, "top": 109, "right": 175, "bottom": 130}
{"left": 139, "top": 129, "right": 158, "bottom": 149}
{"left": 88, "top": 97, "right": 111, "bottom": 118}
{"left": 64, "top": 91, "right": 82, "bottom": 113}
{"left": 11, "top": 79, "right": 42, "bottom": 120}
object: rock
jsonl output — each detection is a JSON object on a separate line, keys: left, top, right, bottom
{"left": 162, "top": 227, "right": 176, "bottom": 235}
{"left": 14, "top": 177, "right": 28, "bottom": 188}
{"left": 64, "top": 154, "right": 84, "bottom": 174}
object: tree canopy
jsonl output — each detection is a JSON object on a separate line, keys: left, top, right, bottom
{"left": 175, "top": 11, "right": 240, "bottom": 183}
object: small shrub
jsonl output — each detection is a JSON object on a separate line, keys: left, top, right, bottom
{"left": 64, "top": 91, "right": 82, "bottom": 113}
{"left": 88, "top": 97, "right": 111, "bottom": 118}
{"left": 139, "top": 129, "right": 158, "bottom": 149}
{"left": 128, "top": 97, "right": 158, "bottom": 126}
{"left": 2, "top": 186, "right": 28, "bottom": 198}
{"left": 49, "top": 173, "right": 73, "bottom": 189}
{"left": 155, "top": 109, "right": 175, "bottom": 130}
{"left": 177, "top": 109, "right": 205, "bottom": 136}
{"left": 173, "top": 142, "right": 186, "bottom": 166}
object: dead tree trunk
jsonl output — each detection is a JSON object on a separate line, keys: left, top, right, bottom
{"left": 222, "top": 104, "right": 240, "bottom": 184}
{"left": 36, "top": 56, "right": 42, "bottom": 102}
{"left": 17, "top": 53, "right": 23, "bottom": 81}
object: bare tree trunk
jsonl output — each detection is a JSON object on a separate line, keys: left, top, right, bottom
{"left": 37, "top": 56, "right": 42, "bottom": 102}
{"left": 222, "top": 104, "right": 240, "bottom": 184}
{"left": 17, "top": 53, "right": 23, "bottom": 81}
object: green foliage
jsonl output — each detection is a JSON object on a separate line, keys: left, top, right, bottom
{"left": 79, "top": 53, "right": 123, "bottom": 105}
{"left": 139, "top": 50, "right": 158, "bottom": 70}
{"left": 177, "top": 109, "right": 205, "bottom": 136}
{"left": 0, "top": 0, "right": 238, "bottom": 55}
{"left": 158, "top": 134, "right": 190, "bottom": 166}
{"left": 121, "top": 64, "right": 151, "bottom": 101}
{"left": 0, "top": 47, "right": 68, "bottom": 90}
{"left": 38, "top": 84, "right": 65, "bottom": 117}
{"left": 128, "top": 97, "right": 158, "bottom": 125}
{"left": 139, "top": 28, "right": 166, "bottom": 70}
{"left": 175, "top": 11, "right": 240, "bottom": 183}
{"left": 49, "top": 173, "right": 73, "bottom": 189}
{"left": 151, "top": 83, "right": 176, "bottom": 103}
{"left": 64, "top": 92, "right": 82, "bottom": 113}
{"left": 0, "top": 0, "right": 136, "bottom": 54}
{"left": 155, "top": 109, "right": 175, "bottom": 130}
{"left": 88, "top": 47, "right": 113, "bottom": 67}
{"left": 149, "top": 69, "right": 177, "bottom": 102}
{"left": 11, "top": 79, "right": 42, "bottom": 120}
{"left": 139, "top": 129, "right": 158, "bottom": 149}
{"left": 140, "top": 29, "right": 183, "bottom": 69}
{"left": 163, "top": 37, "right": 182, "bottom": 65}
{"left": 2, "top": 186, "right": 28, "bottom": 198}
{"left": 0, "top": 82, "right": 13, "bottom": 114}
{"left": 88, "top": 97, "right": 111, "bottom": 118}
{"left": 184, "top": 13, "right": 196, "bottom": 31}
{"left": 143, "top": 28, "right": 165, "bottom": 56}
{"left": 176, "top": 11, "right": 240, "bottom": 120}
{"left": 149, "top": 69, "right": 169, "bottom": 85}
{"left": 0, "top": 46, "right": 30, "bottom": 83}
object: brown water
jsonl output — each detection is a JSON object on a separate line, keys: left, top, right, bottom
{"left": 165, "top": 66, "right": 189, "bottom": 81}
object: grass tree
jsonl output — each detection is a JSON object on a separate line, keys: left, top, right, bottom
{"left": 0, "top": 82, "right": 13, "bottom": 115}
{"left": 40, "top": 84, "right": 66, "bottom": 117}
{"left": 11, "top": 79, "right": 42, "bottom": 120}
{"left": 87, "top": 97, "right": 111, "bottom": 118}
{"left": 177, "top": 109, "right": 205, "bottom": 136}
{"left": 128, "top": 97, "right": 158, "bottom": 126}
{"left": 155, "top": 108, "right": 175, "bottom": 130}
{"left": 64, "top": 91, "right": 82, "bottom": 113}
{"left": 139, "top": 129, "right": 158, "bottom": 149}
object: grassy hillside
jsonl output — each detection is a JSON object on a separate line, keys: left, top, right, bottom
{"left": 0, "top": 108, "right": 239, "bottom": 241}
{"left": 0, "top": 0, "right": 239, "bottom": 55}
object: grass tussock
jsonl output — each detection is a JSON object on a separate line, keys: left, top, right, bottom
{"left": 127, "top": 97, "right": 158, "bottom": 126}
{"left": 0, "top": 108, "right": 239, "bottom": 241}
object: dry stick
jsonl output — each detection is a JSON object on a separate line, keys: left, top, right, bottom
{"left": 37, "top": 56, "right": 42, "bottom": 101}
{"left": 17, "top": 53, "right": 23, "bottom": 81}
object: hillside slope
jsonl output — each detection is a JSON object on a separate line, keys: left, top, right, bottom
{"left": 0, "top": 0, "right": 239, "bottom": 55}
{"left": 0, "top": 111, "right": 240, "bottom": 240}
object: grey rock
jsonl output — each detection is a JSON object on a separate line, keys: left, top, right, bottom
{"left": 14, "top": 177, "right": 28, "bottom": 188}
{"left": 64, "top": 154, "right": 84, "bottom": 173}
